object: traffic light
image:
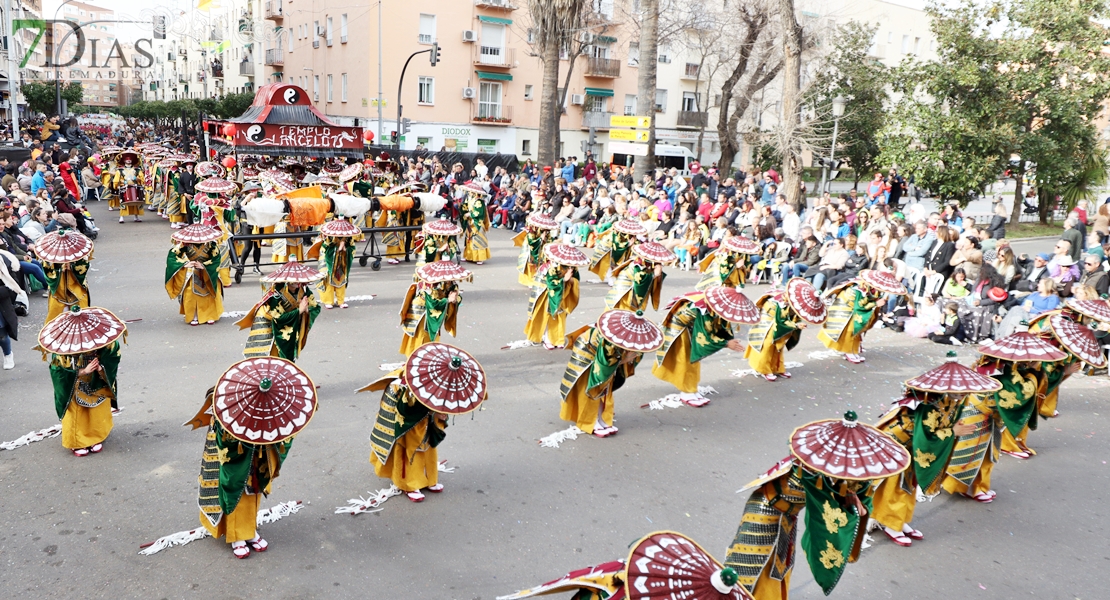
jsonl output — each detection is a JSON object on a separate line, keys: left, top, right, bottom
{"left": 429, "top": 42, "right": 441, "bottom": 67}
{"left": 401, "top": 118, "right": 411, "bottom": 134}
{"left": 390, "top": 131, "right": 398, "bottom": 144}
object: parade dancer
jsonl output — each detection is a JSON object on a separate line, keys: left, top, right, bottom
{"left": 236, "top": 260, "right": 322, "bottom": 361}
{"left": 653, "top": 286, "right": 759, "bottom": 406}
{"left": 39, "top": 306, "right": 126, "bottom": 457}
{"left": 513, "top": 213, "right": 557, "bottom": 287}
{"left": 101, "top": 151, "right": 121, "bottom": 211}
{"left": 604, "top": 242, "right": 676, "bottom": 312}
{"left": 695, "top": 235, "right": 762, "bottom": 291}
{"left": 459, "top": 182, "right": 491, "bottom": 265}
{"left": 869, "top": 353, "right": 998, "bottom": 546}
{"left": 165, "top": 224, "right": 225, "bottom": 326}
{"left": 418, "top": 219, "right": 462, "bottom": 267}
{"left": 745, "top": 279, "right": 826, "bottom": 382}
{"left": 945, "top": 332, "right": 1065, "bottom": 501}
{"left": 558, "top": 310, "right": 662, "bottom": 437}
{"left": 1027, "top": 312, "right": 1104, "bottom": 421}
{"left": 35, "top": 229, "right": 94, "bottom": 323}
{"left": 308, "top": 219, "right": 361, "bottom": 309}
{"left": 588, "top": 219, "right": 645, "bottom": 284}
{"left": 185, "top": 357, "right": 317, "bottom": 559}
{"left": 114, "top": 151, "right": 145, "bottom": 223}
{"left": 523, "top": 244, "right": 586, "bottom": 349}
{"left": 724, "top": 412, "right": 910, "bottom": 599}
{"left": 359, "top": 343, "right": 486, "bottom": 503}
{"left": 818, "top": 269, "right": 903, "bottom": 364}
{"left": 398, "top": 261, "right": 471, "bottom": 356}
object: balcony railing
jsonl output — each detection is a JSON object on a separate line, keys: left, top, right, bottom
{"left": 584, "top": 56, "right": 620, "bottom": 78}
{"left": 676, "top": 110, "right": 708, "bottom": 128}
{"left": 197, "top": 71, "right": 207, "bottom": 82}
{"left": 177, "top": 74, "right": 189, "bottom": 83}
{"left": 471, "top": 104, "right": 513, "bottom": 125}
{"left": 264, "top": 48, "right": 284, "bottom": 66}
{"left": 474, "top": 0, "right": 517, "bottom": 10}
{"left": 264, "top": 0, "right": 283, "bottom": 20}
{"left": 418, "top": 34, "right": 435, "bottom": 44}
{"left": 211, "top": 67, "right": 224, "bottom": 78}
{"left": 581, "top": 110, "right": 612, "bottom": 130}
{"left": 239, "top": 61, "right": 255, "bottom": 76}
{"left": 475, "top": 46, "right": 515, "bottom": 68}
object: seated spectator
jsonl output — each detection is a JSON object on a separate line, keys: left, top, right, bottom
{"left": 781, "top": 235, "right": 821, "bottom": 285}
{"left": 904, "top": 293, "right": 944, "bottom": 338}
{"left": 1078, "top": 254, "right": 1108, "bottom": 298}
{"left": 929, "top": 302, "right": 966, "bottom": 345}
{"left": 942, "top": 268, "right": 971, "bottom": 299}
{"left": 826, "top": 234, "right": 870, "bottom": 289}
{"left": 1013, "top": 252, "right": 1051, "bottom": 293}
{"left": 994, "top": 278, "right": 1060, "bottom": 339}
{"left": 810, "top": 237, "right": 849, "bottom": 291}
{"left": 958, "top": 263, "right": 1006, "bottom": 343}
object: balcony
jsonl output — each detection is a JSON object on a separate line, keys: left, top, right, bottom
{"left": 581, "top": 110, "right": 612, "bottom": 130}
{"left": 264, "top": 0, "right": 283, "bottom": 20}
{"left": 197, "top": 71, "right": 207, "bottom": 83}
{"left": 471, "top": 104, "right": 513, "bottom": 125}
{"left": 474, "top": 46, "right": 515, "bottom": 68}
{"left": 211, "top": 66, "right": 224, "bottom": 78}
{"left": 264, "top": 48, "right": 284, "bottom": 66}
{"left": 676, "top": 110, "right": 708, "bottom": 129}
{"left": 474, "top": 0, "right": 516, "bottom": 10}
{"left": 239, "top": 61, "right": 255, "bottom": 76}
{"left": 584, "top": 56, "right": 620, "bottom": 78}
{"left": 177, "top": 73, "right": 189, "bottom": 83}
{"left": 681, "top": 63, "right": 700, "bottom": 80}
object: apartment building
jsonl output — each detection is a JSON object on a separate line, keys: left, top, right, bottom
{"left": 2, "top": 0, "right": 45, "bottom": 121}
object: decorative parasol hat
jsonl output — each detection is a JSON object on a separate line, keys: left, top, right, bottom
{"left": 613, "top": 218, "right": 647, "bottom": 236}
{"left": 313, "top": 176, "right": 340, "bottom": 188}
{"left": 859, "top": 269, "right": 906, "bottom": 295}
{"left": 1066, "top": 298, "right": 1110, "bottom": 323}
{"left": 785, "top": 278, "right": 827, "bottom": 324}
{"left": 241, "top": 167, "right": 260, "bottom": 180}
{"left": 260, "top": 169, "right": 297, "bottom": 192}
{"left": 319, "top": 219, "right": 362, "bottom": 238}
{"left": 704, "top": 286, "right": 760, "bottom": 325}
{"left": 156, "top": 158, "right": 178, "bottom": 169}
{"left": 212, "top": 357, "right": 317, "bottom": 444}
{"left": 526, "top": 212, "right": 558, "bottom": 231}
{"left": 632, "top": 242, "right": 678, "bottom": 265}
{"left": 416, "top": 260, "right": 473, "bottom": 284}
{"left": 38, "top": 306, "right": 127, "bottom": 356}
{"left": 1046, "top": 314, "right": 1108, "bottom": 367}
{"left": 195, "top": 161, "right": 226, "bottom": 178}
{"left": 338, "top": 162, "right": 364, "bottom": 182}
{"left": 403, "top": 343, "right": 487, "bottom": 415}
{"left": 596, "top": 310, "right": 663, "bottom": 352}
{"left": 423, "top": 219, "right": 463, "bottom": 237}
{"left": 261, "top": 259, "right": 324, "bottom": 283}
{"left": 978, "top": 331, "right": 1068, "bottom": 363}
{"left": 33, "top": 230, "right": 93, "bottom": 263}
{"left": 904, "top": 351, "right": 1003, "bottom": 393}
{"left": 624, "top": 531, "right": 753, "bottom": 600}
{"left": 171, "top": 223, "right": 222, "bottom": 245}
{"left": 790, "top": 411, "right": 911, "bottom": 480}
{"left": 194, "top": 177, "right": 238, "bottom": 195}
{"left": 544, "top": 243, "right": 589, "bottom": 268}
{"left": 461, "top": 181, "right": 490, "bottom": 196}
{"left": 116, "top": 150, "right": 139, "bottom": 164}
{"left": 722, "top": 236, "right": 762, "bottom": 255}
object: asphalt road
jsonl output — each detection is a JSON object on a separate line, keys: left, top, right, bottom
{"left": 0, "top": 204, "right": 1103, "bottom": 600}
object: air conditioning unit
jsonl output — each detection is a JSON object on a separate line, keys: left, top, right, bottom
{"left": 580, "top": 32, "right": 595, "bottom": 44}
{"left": 570, "top": 94, "right": 585, "bottom": 105}
{"left": 658, "top": 55, "right": 671, "bottom": 63}
{"left": 462, "top": 30, "right": 477, "bottom": 43}
{"left": 462, "top": 87, "right": 477, "bottom": 99}
{"left": 316, "top": 25, "right": 326, "bottom": 36}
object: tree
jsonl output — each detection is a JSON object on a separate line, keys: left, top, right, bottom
{"left": 218, "top": 92, "right": 253, "bottom": 119}
{"left": 20, "top": 82, "right": 56, "bottom": 116}
{"left": 633, "top": 0, "right": 660, "bottom": 174}
{"left": 804, "top": 22, "right": 889, "bottom": 189}
{"left": 527, "top": 0, "right": 589, "bottom": 167}
{"left": 776, "top": 0, "right": 804, "bottom": 209}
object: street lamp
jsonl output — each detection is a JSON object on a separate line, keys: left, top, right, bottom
{"left": 820, "top": 95, "right": 848, "bottom": 195}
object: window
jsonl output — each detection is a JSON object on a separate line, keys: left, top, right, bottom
{"left": 585, "top": 95, "right": 607, "bottom": 112}
{"left": 559, "top": 41, "right": 570, "bottom": 60}
{"left": 287, "top": 29, "right": 294, "bottom": 52}
{"left": 341, "top": 14, "right": 348, "bottom": 43}
{"left": 418, "top": 14, "right": 436, "bottom": 44}
{"left": 657, "top": 45, "right": 671, "bottom": 63}
{"left": 592, "top": 44, "right": 609, "bottom": 59}
{"left": 479, "top": 24, "right": 505, "bottom": 65}
{"left": 522, "top": 139, "right": 531, "bottom": 155}
{"left": 418, "top": 76, "right": 434, "bottom": 104}
{"left": 913, "top": 37, "right": 920, "bottom": 54}
{"left": 314, "top": 20, "right": 320, "bottom": 37}
{"left": 524, "top": 84, "right": 533, "bottom": 101}
{"left": 526, "top": 28, "right": 535, "bottom": 44}
{"left": 901, "top": 35, "right": 910, "bottom": 54}
{"left": 313, "top": 75, "right": 320, "bottom": 100}
{"left": 627, "top": 42, "right": 639, "bottom": 66}
{"left": 594, "top": 0, "right": 614, "bottom": 18}
{"left": 327, "top": 74, "right": 333, "bottom": 102}
{"left": 342, "top": 73, "right": 348, "bottom": 102}
{"left": 417, "top": 137, "right": 432, "bottom": 147}
{"left": 624, "top": 94, "right": 636, "bottom": 115}
{"left": 887, "top": 32, "right": 893, "bottom": 44}
{"left": 478, "top": 81, "right": 502, "bottom": 119}
{"left": 682, "top": 92, "right": 699, "bottom": 112}
{"left": 326, "top": 17, "right": 333, "bottom": 45}
{"left": 654, "top": 89, "right": 667, "bottom": 112}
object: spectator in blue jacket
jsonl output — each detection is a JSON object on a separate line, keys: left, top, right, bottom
{"left": 901, "top": 221, "right": 936, "bottom": 271}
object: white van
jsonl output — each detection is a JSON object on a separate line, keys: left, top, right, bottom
{"left": 610, "top": 143, "right": 697, "bottom": 176}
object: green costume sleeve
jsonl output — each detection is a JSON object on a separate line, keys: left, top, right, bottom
{"left": 214, "top": 421, "right": 255, "bottom": 515}
{"left": 352, "top": 181, "right": 374, "bottom": 198}
{"left": 422, "top": 292, "right": 450, "bottom": 339}
{"left": 43, "top": 262, "right": 63, "bottom": 295}
{"left": 689, "top": 312, "right": 734, "bottom": 363}
{"left": 995, "top": 363, "right": 1039, "bottom": 437}
{"left": 200, "top": 244, "right": 222, "bottom": 292}
{"left": 269, "top": 296, "right": 320, "bottom": 360}
{"left": 165, "top": 247, "right": 188, "bottom": 284}
{"left": 49, "top": 359, "right": 78, "bottom": 420}
{"left": 911, "top": 395, "right": 963, "bottom": 492}
{"left": 587, "top": 336, "right": 622, "bottom": 390}
{"left": 850, "top": 289, "right": 877, "bottom": 336}
{"left": 544, "top": 268, "right": 569, "bottom": 318}
{"left": 799, "top": 471, "right": 871, "bottom": 596}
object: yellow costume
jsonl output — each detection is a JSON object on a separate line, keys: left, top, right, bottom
{"left": 514, "top": 226, "right": 554, "bottom": 287}
{"left": 114, "top": 165, "right": 145, "bottom": 219}
{"left": 818, "top": 283, "right": 880, "bottom": 359}
{"left": 744, "top": 295, "right": 802, "bottom": 378}
{"left": 523, "top": 263, "right": 580, "bottom": 347}
{"left": 652, "top": 292, "right": 739, "bottom": 402}
{"left": 604, "top": 259, "right": 665, "bottom": 312}
{"left": 48, "top": 342, "right": 121, "bottom": 452}
{"left": 398, "top": 281, "right": 460, "bottom": 356}
{"left": 364, "top": 369, "right": 447, "bottom": 493}
{"left": 43, "top": 259, "right": 91, "bottom": 323}
{"left": 942, "top": 393, "right": 1000, "bottom": 498}
{"left": 165, "top": 241, "right": 224, "bottom": 324}
{"left": 461, "top": 192, "right": 491, "bottom": 263}
{"left": 558, "top": 326, "right": 640, "bottom": 435}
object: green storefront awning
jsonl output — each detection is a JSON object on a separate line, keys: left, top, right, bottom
{"left": 477, "top": 15, "right": 512, "bottom": 25}
{"left": 476, "top": 71, "right": 512, "bottom": 81}
{"left": 584, "top": 87, "right": 614, "bottom": 97}
{"left": 596, "top": 35, "right": 618, "bottom": 44}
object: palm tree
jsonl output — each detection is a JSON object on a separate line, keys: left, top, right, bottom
{"left": 529, "top": 0, "right": 588, "bottom": 167}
